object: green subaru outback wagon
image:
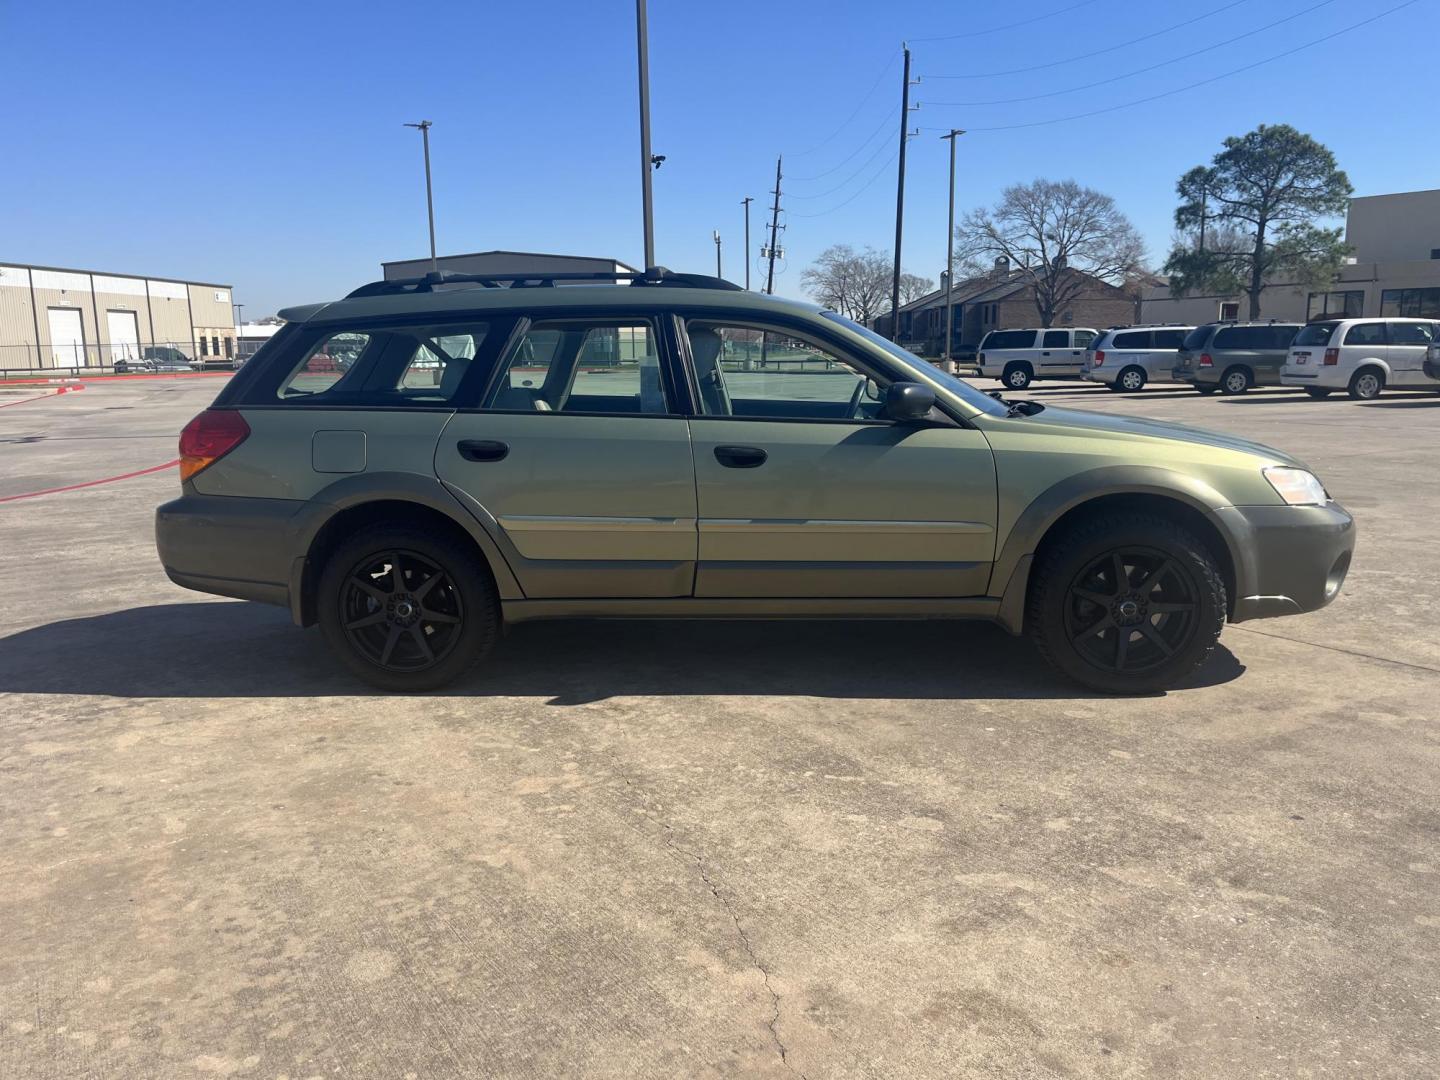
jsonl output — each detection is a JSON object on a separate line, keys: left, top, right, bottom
{"left": 156, "top": 268, "right": 1355, "bottom": 694}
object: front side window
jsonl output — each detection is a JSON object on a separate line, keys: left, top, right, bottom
{"left": 1343, "top": 322, "right": 1387, "bottom": 346}
{"left": 1389, "top": 321, "right": 1436, "bottom": 346}
{"left": 1042, "top": 330, "right": 1068, "bottom": 348}
{"left": 1074, "top": 329, "right": 1096, "bottom": 348}
{"left": 686, "top": 321, "right": 881, "bottom": 421}
{"left": 483, "top": 320, "right": 667, "bottom": 414}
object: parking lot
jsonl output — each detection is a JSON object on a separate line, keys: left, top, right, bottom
{"left": 2, "top": 375, "right": 1438, "bottom": 1078}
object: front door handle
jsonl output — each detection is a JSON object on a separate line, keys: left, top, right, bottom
{"left": 714, "top": 445, "right": 767, "bottom": 469}
{"left": 1041, "top": 351, "right": 1051, "bottom": 356}
{"left": 457, "top": 439, "right": 509, "bottom": 462}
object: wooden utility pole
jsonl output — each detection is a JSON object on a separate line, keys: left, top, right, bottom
{"left": 889, "top": 45, "right": 913, "bottom": 339}
{"left": 765, "top": 157, "right": 783, "bottom": 295}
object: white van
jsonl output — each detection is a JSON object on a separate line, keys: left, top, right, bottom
{"left": 1081, "top": 325, "right": 1194, "bottom": 391}
{"left": 975, "top": 327, "right": 1099, "bottom": 389}
{"left": 1281, "top": 317, "right": 1440, "bottom": 399}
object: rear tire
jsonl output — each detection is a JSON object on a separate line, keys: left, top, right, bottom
{"left": 1219, "top": 367, "right": 1252, "bottom": 395}
{"left": 318, "top": 524, "right": 500, "bottom": 692}
{"left": 1026, "top": 512, "right": 1226, "bottom": 694}
{"left": 1117, "top": 366, "right": 1147, "bottom": 392}
{"left": 1347, "top": 368, "right": 1384, "bottom": 400}
{"left": 1002, "top": 362, "right": 1033, "bottom": 390}
{"left": 1303, "top": 386, "right": 1334, "bottom": 399}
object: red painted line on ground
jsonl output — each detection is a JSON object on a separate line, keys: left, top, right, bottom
{"left": 0, "top": 392, "right": 60, "bottom": 409}
{"left": 0, "top": 459, "right": 180, "bottom": 504}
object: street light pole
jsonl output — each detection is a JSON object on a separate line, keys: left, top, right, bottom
{"left": 713, "top": 231, "right": 722, "bottom": 278}
{"left": 741, "top": 196, "right": 754, "bottom": 290}
{"left": 233, "top": 302, "right": 244, "bottom": 358}
{"left": 403, "top": 120, "right": 438, "bottom": 274}
{"left": 636, "top": 0, "right": 656, "bottom": 268}
{"left": 940, "top": 128, "right": 965, "bottom": 371}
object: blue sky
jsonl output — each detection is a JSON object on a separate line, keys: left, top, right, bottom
{"left": 2, "top": 0, "right": 1435, "bottom": 316}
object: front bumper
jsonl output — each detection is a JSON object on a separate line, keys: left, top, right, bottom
{"left": 1212, "top": 501, "right": 1356, "bottom": 622}
{"left": 156, "top": 493, "right": 306, "bottom": 610}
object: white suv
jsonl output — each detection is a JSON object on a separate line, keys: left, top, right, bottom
{"left": 1082, "top": 326, "right": 1194, "bottom": 392}
{"left": 975, "top": 327, "right": 1099, "bottom": 389}
{"left": 1282, "top": 318, "right": 1440, "bottom": 399}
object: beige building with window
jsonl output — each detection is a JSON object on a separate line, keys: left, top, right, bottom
{"left": 1141, "top": 188, "right": 1440, "bottom": 324}
{"left": 0, "top": 262, "right": 236, "bottom": 372}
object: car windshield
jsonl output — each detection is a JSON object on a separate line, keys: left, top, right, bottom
{"left": 1293, "top": 322, "right": 1338, "bottom": 346}
{"left": 822, "top": 312, "right": 1007, "bottom": 416}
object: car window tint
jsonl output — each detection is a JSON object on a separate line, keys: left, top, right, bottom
{"left": 278, "top": 332, "right": 372, "bottom": 397}
{"left": 1293, "top": 322, "right": 1337, "bottom": 347}
{"left": 1389, "top": 321, "right": 1436, "bottom": 345}
{"left": 484, "top": 320, "right": 667, "bottom": 414}
{"left": 1074, "top": 330, "right": 1096, "bottom": 348}
{"left": 686, "top": 322, "right": 881, "bottom": 421}
{"left": 1181, "top": 326, "right": 1212, "bottom": 350}
{"left": 982, "top": 330, "right": 1035, "bottom": 350}
{"left": 1268, "top": 325, "right": 1300, "bottom": 348}
{"left": 1152, "top": 329, "right": 1186, "bottom": 350}
{"left": 1112, "top": 331, "right": 1149, "bottom": 349}
{"left": 1343, "top": 323, "right": 1387, "bottom": 346}
{"left": 1042, "top": 330, "right": 1068, "bottom": 348}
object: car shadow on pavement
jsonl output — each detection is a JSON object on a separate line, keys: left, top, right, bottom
{"left": 0, "top": 601, "right": 1244, "bottom": 703}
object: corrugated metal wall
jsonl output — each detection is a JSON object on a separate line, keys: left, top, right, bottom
{"left": 0, "top": 266, "right": 40, "bottom": 366}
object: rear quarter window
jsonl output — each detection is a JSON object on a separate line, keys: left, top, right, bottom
{"left": 273, "top": 322, "right": 493, "bottom": 404}
{"left": 1293, "top": 322, "right": 1337, "bottom": 347}
{"left": 1181, "top": 326, "right": 1213, "bottom": 351}
{"left": 982, "top": 330, "right": 1037, "bottom": 350}
{"left": 1111, "top": 331, "right": 1149, "bottom": 349}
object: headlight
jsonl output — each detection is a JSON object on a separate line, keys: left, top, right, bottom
{"left": 1263, "top": 466, "right": 1329, "bottom": 506}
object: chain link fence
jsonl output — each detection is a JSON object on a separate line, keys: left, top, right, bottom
{"left": 0, "top": 340, "right": 244, "bottom": 378}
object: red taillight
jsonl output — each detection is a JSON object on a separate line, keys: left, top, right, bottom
{"left": 1323, "top": 348, "right": 1339, "bottom": 366}
{"left": 1199, "top": 353, "right": 1213, "bottom": 367}
{"left": 1093, "top": 350, "right": 1105, "bottom": 366}
{"left": 179, "top": 409, "right": 250, "bottom": 482}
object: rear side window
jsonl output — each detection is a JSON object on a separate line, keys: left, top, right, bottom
{"left": 275, "top": 322, "right": 491, "bottom": 404}
{"left": 1041, "top": 330, "right": 1069, "bottom": 348}
{"left": 1111, "top": 331, "right": 1149, "bottom": 349}
{"left": 1213, "top": 326, "right": 1272, "bottom": 350}
{"left": 482, "top": 319, "right": 668, "bottom": 414}
{"left": 1152, "top": 329, "right": 1186, "bottom": 349}
{"left": 1293, "top": 322, "right": 1337, "bottom": 347}
{"left": 982, "top": 330, "right": 1036, "bottom": 350}
{"left": 1343, "top": 323, "right": 1387, "bottom": 346}
{"left": 1181, "top": 326, "right": 1212, "bottom": 351}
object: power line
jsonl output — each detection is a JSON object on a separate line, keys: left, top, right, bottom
{"left": 910, "top": 0, "right": 1103, "bottom": 43}
{"left": 788, "top": 49, "right": 900, "bottom": 157}
{"left": 787, "top": 109, "right": 894, "bottom": 183}
{"left": 922, "top": 0, "right": 1421, "bottom": 134}
{"left": 787, "top": 147, "right": 900, "bottom": 219}
{"left": 787, "top": 129, "right": 897, "bottom": 200}
{"left": 922, "top": 0, "right": 1338, "bottom": 107}
{"left": 923, "top": 0, "right": 1250, "bottom": 79}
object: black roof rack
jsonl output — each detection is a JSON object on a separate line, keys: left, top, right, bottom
{"left": 345, "top": 265, "right": 744, "bottom": 299}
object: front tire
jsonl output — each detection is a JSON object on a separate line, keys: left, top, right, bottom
{"left": 1026, "top": 513, "right": 1226, "bottom": 694}
{"left": 1219, "top": 366, "right": 1251, "bottom": 395}
{"left": 1002, "top": 362, "right": 1033, "bottom": 390}
{"left": 1117, "top": 366, "right": 1147, "bottom": 392}
{"left": 1348, "top": 368, "right": 1384, "bottom": 400}
{"left": 317, "top": 524, "right": 499, "bottom": 692}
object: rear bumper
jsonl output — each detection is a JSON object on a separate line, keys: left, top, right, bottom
{"left": 156, "top": 493, "right": 305, "bottom": 609}
{"left": 1082, "top": 366, "right": 1117, "bottom": 384}
{"left": 1280, "top": 366, "right": 1345, "bottom": 387}
{"left": 1174, "top": 365, "right": 1217, "bottom": 385}
{"left": 1212, "top": 502, "right": 1356, "bottom": 622}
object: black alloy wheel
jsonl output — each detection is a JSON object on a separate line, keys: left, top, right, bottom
{"left": 340, "top": 548, "right": 464, "bottom": 672}
{"left": 1062, "top": 548, "right": 1198, "bottom": 676}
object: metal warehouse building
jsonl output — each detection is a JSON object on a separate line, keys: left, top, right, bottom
{"left": 0, "top": 262, "right": 236, "bottom": 374}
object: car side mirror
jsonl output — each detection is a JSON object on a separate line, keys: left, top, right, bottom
{"left": 883, "top": 382, "right": 935, "bottom": 422}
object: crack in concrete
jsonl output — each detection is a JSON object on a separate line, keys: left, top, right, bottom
{"left": 1230, "top": 623, "right": 1440, "bottom": 676}
{"left": 621, "top": 782, "right": 807, "bottom": 1079}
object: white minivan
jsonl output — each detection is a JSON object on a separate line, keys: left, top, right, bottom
{"left": 975, "top": 327, "right": 1099, "bottom": 389}
{"left": 1281, "top": 317, "right": 1440, "bottom": 399}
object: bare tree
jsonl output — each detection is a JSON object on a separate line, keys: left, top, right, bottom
{"left": 800, "top": 244, "right": 928, "bottom": 324}
{"left": 899, "top": 272, "right": 935, "bottom": 305}
{"left": 956, "top": 179, "right": 1145, "bottom": 327}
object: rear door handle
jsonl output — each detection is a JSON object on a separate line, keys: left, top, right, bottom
{"left": 714, "top": 445, "right": 767, "bottom": 469}
{"left": 457, "top": 439, "right": 509, "bottom": 462}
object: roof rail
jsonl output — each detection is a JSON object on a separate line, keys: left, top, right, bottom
{"left": 344, "top": 265, "right": 743, "bottom": 299}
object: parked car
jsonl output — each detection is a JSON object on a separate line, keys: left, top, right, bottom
{"left": 974, "top": 327, "right": 1099, "bottom": 389}
{"left": 1173, "top": 322, "right": 1303, "bottom": 395}
{"left": 156, "top": 268, "right": 1354, "bottom": 695}
{"left": 1281, "top": 317, "right": 1440, "bottom": 399}
{"left": 1081, "top": 326, "right": 1193, "bottom": 391}
{"left": 115, "top": 346, "right": 196, "bottom": 374}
